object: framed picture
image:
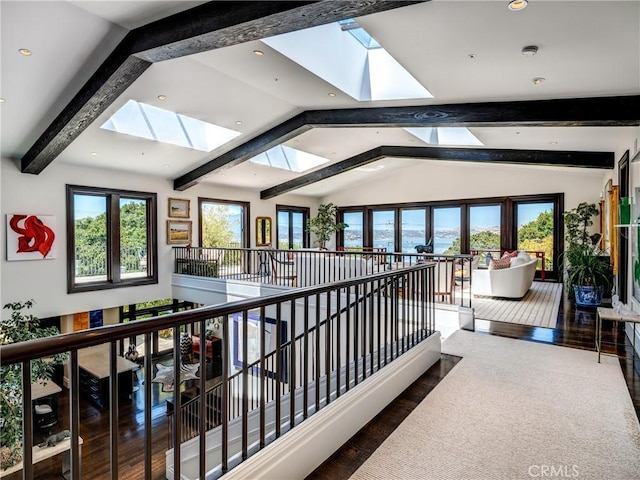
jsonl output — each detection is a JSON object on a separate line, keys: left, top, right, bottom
{"left": 167, "top": 220, "right": 192, "bottom": 244}
{"left": 232, "top": 312, "right": 287, "bottom": 382}
{"left": 608, "top": 182, "right": 619, "bottom": 275}
{"left": 599, "top": 200, "right": 606, "bottom": 250}
{"left": 168, "top": 198, "right": 190, "bottom": 218}
{"left": 633, "top": 187, "right": 640, "bottom": 304}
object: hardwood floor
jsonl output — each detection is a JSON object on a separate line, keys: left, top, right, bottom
{"left": 6, "top": 292, "right": 639, "bottom": 480}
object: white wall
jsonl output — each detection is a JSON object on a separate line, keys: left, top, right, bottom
{"left": 0, "top": 158, "right": 317, "bottom": 319}
{"left": 1, "top": 153, "right": 632, "bottom": 321}
{"left": 324, "top": 160, "right": 605, "bottom": 210}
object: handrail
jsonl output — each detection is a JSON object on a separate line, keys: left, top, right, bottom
{"left": 1, "top": 262, "right": 436, "bottom": 480}
{"left": 173, "top": 246, "right": 474, "bottom": 308}
{"left": 171, "top": 274, "right": 391, "bottom": 428}
{"left": 1, "top": 266, "right": 424, "bottom": 365}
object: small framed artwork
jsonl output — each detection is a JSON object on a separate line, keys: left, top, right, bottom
{"left": 167, "top": 220, "right": 192, "bottom": 244}
{"left": 168, "top": 198, "right": 190, "bottom": 218}
{"left": 233, "top": 312, "right": 287, "bottom": 382}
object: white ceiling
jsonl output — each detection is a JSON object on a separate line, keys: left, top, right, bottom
{"left": 1, "top": 0, "right": 639, "bottom": 198}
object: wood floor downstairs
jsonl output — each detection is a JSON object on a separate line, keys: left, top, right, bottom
{"left": 5, "top": 293, "right": 639, "bottom": 480}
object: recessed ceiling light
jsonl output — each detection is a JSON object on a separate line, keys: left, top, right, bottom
{"left": 163, "top": 164, "right": 170, "bottom": 168}
{"left": 253, "top": 50, "right": 264, "bottom": 56}
{"left": 18, "top": 48, "right": 32, "bottom": 56}
{"left": 235, "top": 120, "right": 242, "bottom": 125}
{"left": 328, "top": 92, "right": 337, "bottom": 97}
{"left": 157, "top": 95, "right": 167, "bottom": 101}
{"left": 468, "top": 53, "right": 476, "bottom": 59}
{"left": 549, "top": 141, "right": 558, "bottom": 145}
{"left": 532, "top": 77, "right": 545, "bottom": 85}
{"left": 90, "top": 152, "right": 98, "bottom": 156}
{"left": 508, "top": 0, "right": 528, "bottom": 11}
{"left": 0, "top": 98, "right": 5, "bottom": 103}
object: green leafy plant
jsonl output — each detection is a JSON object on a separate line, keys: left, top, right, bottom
{"left": 563, "top": 203, "right": 612, "bottom": 298}
{"left": 0, "top": 300, "right": 68, "bottom": 470}
{"left": 306, "top": 203, "right": 348, "bottom": 249}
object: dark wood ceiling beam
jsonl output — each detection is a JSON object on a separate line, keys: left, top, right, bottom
{"left": 174, "top": 113, "right": 312, "bottom": 190}
{"left": 21, "top": 0, "right": 424, "bottom": 174}
{"left": 307, "top": 95, "right": 640, "bottom": 127}
{"left": 260, "top": 146, "right": 614, "bottom": 199}
{"left": 176, "top": 94, "right": 640, "bottom": 190}
{"left": 261, "top": 147, "right": 384, "bottom": 199}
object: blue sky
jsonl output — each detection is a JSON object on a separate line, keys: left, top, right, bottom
{"left": 75, "top": 195, "right": 106, "bottom": 219}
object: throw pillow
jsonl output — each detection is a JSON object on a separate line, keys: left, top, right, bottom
{"left": 501, "top": 250, "right": 518, "bottom": 259}
{"left": 489, "top": 257, "right": 511, "bottom": 270}
{"left": 510, "top": 256, "right": 527, "bottom": 267}
{"left": 517, "top": 251, "right": 532, "bottom": 262}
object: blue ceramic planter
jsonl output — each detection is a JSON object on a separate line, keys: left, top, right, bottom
{"left": 573, "top": 285, "right": 604, "bottom": 307}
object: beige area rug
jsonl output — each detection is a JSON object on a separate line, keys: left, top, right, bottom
{"left": 350, "top": 330, "right": 640, "bottom": 480}
{"left": 473, "top": 281, "right": 562, "bottom": 328}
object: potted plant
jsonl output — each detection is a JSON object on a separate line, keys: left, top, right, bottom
{"left": 306, "top": 203, "right": 348, "bottom": 249}
{"left": 563, "top": 202, "right": 612, "bottom": 306}
{"left": 0, "top": 300, "right": 68, "bottom": 470}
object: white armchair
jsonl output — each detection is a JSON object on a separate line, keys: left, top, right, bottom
{"left": 472, "top": 256, "right": 537, "bottom": 299}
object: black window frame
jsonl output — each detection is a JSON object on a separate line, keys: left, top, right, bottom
{"left": 198, "top": 197, "right": 250, "bottom": 248}
{"left": 66, "top": 184, "right": 158, "bottom": 293}
{"left": 276, "top": 205, "right": 310, "bottom": 249}
{"left": 338, "top": 193, "right": 564, "bottom": 280}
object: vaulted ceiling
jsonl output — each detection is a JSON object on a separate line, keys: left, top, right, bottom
{"left": 2, "top": 1, "right": 639, "bottom": 198}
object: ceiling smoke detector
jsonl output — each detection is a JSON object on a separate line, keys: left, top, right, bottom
{"left": 521, "top": 45, "right": 538, "bottom": 57}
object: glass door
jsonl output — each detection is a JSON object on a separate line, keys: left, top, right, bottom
{"left": 469, "top": 204, "right": 501, "bottom": 265}
{"left": 515, "top": 201, "right": 555, "bottom": 279}
{"left": 401, "top": 208, "right": 427, "bottom": 254}
{"left": 433, "top": 207, "right": 461, "bottom": 254}
{"left": 372, "top": 210, "right": 396, "bottom": 252}
{"left": 342, "top": 211, "right": 364, "bottom": 250}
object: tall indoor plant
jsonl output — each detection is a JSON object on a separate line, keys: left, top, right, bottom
{"left": 0, "top": 300, "right": 68, "bottom": 470}
{"left": 563, "top": 202, "right": 612, "bottom": 306}
{"left": 307, "top": 203, "right": 348, "bottom": 249}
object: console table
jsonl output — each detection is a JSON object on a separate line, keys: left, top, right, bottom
{"left": 596, "top": 307, "right": 640, "bottom": 363}
{"left": 78, "top": 346, "right": 139, "bottom": 408}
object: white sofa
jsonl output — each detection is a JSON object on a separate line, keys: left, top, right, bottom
{"left": 471, "top": 253, "right": 538, "bottom": 299}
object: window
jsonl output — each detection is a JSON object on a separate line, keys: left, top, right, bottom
{"left": 433, "top": 207, "right": 461, "bottom": 254}
{"left": 337, "top": 193, "right": 563, "bottom": 280}
{"left": 516, "top": 201, "right": 555, "bottom": 274}
{"left": 341, "top": 211, "right": 364, "bottom": 250}
{"left": 401, "top": 208, "right": 428, "bottom": 253}
{"left": 67, "top": 185, "right": 157, "bottom": 293}
{"left": 469, "top": 205, "right": 501, "bottom": 264}
{"left": 199, "top": 198, "right": 249, "bottom": 248}
{"left": 276, "top": 205, "right": 310, "bottom": 249}
{"left": 372, "top": 210, "right": 396, "bottom": 252}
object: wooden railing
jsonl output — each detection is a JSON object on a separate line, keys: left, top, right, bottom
{"left": 1, "top": 263, "right": 436, "bottom": 480}
{"left": 173, "top": 246, "right": 474, "bottom": 308}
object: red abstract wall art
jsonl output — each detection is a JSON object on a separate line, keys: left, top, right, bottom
{"left": 6, "top": 214, "right": 57, "bottom": 260}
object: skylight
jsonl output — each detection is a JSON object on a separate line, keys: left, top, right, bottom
{"left": 404, "top": 127, "right": 483, "bottom": 146}
{"left": 262, "top": 20, "right": 432, "bottom": 102}
{"left": 101, "top": 100, "right": 240, "bottom": 152}
{"left": 250, "top": 145, "right": 329, "bottom": 173}
{"left": 338, "top": 19, "right": 381, "bottom": 49}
